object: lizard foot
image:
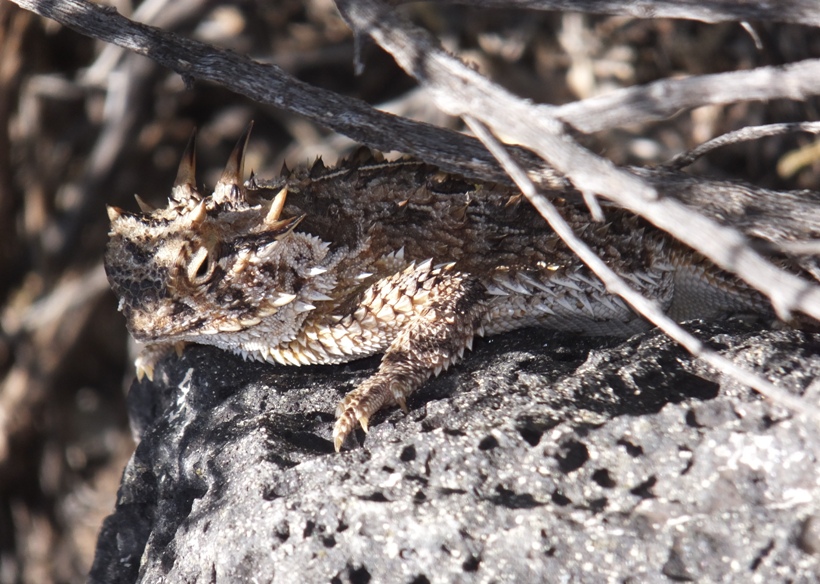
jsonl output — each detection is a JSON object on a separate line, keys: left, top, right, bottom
{"left": 134, "top": 341, "right": 186, "bottom": 381}
{"left": 333, "top": 376, "right": 410, "bottom": 451}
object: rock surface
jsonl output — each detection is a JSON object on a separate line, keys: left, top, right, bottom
{"left": 90, "top": 319, "right": 820, "bottom": 583}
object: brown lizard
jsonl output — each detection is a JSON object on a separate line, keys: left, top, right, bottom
{"left": 104, "top": 125, "right": 770, "bottom": 451}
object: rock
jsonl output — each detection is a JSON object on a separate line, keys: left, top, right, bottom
{"left": 89, "top": 319, "right": 820, "bottom": 583}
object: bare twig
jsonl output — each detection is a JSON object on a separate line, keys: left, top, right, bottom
{"left": 390, "top": 0, "right": 820, "bottom": 27}
{"left": 774, "top": 241, "right": 820, "bottom": 256}
{"left": 12, "top": 0, "right": 820, "bottom": 188}
{"left": 555, "top": 60, "right": 820, "bottom": 134}
{"left": 82, "top": 0, "right": 211, "bottom": 86}
{"left": 665, "top": 121, "right": 820, "bottom": 170}
{"left": 8, "top": 0, "right": 526, "bottom": 186}
{"left": 335, "top": 0, "right": 820, "bottom": 324}
{"left": 465, "top": 114, "right": 820, "bottom": 421}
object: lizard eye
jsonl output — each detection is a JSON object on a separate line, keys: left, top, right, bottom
{"left": 187, "top": 246, "right": 216, "bottom": 285}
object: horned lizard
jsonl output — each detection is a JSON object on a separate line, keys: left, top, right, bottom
{"left": 104, "top": 124, "right": 769, "bottom": 451}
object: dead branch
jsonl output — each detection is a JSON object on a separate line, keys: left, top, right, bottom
{"left": 335, "top": 0, "right": 820, "bottom": 325}
{"left": 12, "top": 0, "right": 820, "bottom": 190}
{"left": 8, "top": 0, "right": 522, "bottom": 186}
{"left": 465, "top": 114, "right": 820, "bottom": 422}
{"left": 665, "top": 121, "right": 820, "bottom": 170}
{"left": 555, "top": 61, "right": 820, "bottom": 134}
{"left": 390, "top": 0, "right": 820, "bottom": 27}
{"left": 338, "top": 0, "right": 820, "bottom": 416}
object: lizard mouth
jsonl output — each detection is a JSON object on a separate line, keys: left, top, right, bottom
{"left": 122, "top": 299, "right": 206, "bottom": 343}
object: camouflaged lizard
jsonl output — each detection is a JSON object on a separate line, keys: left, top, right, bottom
{"left": 104, "top": 124, "right": 768, "bottom": 451}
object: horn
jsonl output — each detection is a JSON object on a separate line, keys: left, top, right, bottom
{"left": 187, "top": 199, "right": 207, "bottom": 227}
{"left": 308, "top": 156, "right": 325, "bottom": 178}
{"left": 171, "top": 129, "right": 199, "bottom": 203}
{"left": 106, "top": 205, "right": 124, "bottom": 222}
{"left": 214, "top": 121, "right": 253, "bottom": 204}
{"left": 273, "top": 214, "right": 306, "bottom": 240}
{"left": 264, "top": 187, "right": 288, "bottom": 227}
{"left": 134, "top": 194, "right": 156, "bottom": 213}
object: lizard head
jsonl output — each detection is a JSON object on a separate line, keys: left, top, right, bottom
{"left": 104, "top": 124, "right": 337, "bottom": 352}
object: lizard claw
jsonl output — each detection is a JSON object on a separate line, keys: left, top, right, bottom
{"left": 332, "top": 403, "right": 370, "bottom": 452}
{"left": 134, "top": 342, "right": 180, "bottom": 382}
{"left": 333, "top": 410, "right": 355, "bottom": 452}
{"left": 134, "top": 359, "right": 155, "bottom": 382}
{"left": 333, "top": 433, "right": 346, "bottom": 453}
{"left": 332, "top": 380, "right": 391, "bottom": 451}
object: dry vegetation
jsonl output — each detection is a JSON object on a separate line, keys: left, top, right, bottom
{"left": 1, "top": 0, "right": 819, "bottom": 581}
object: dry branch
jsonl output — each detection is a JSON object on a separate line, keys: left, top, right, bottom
{"left": 335, "top": 0, "right": 820, "bottom": 324}
{"left": 465, "top": 114, "right": 820, "bottom": 421}
{"left": 339, "top": 0, "right": 820, "bottom": 417}
{"left": 665, "top": 122, "right": 820, "bottom": 170}
{"left": 555, "top": 60, "right": 820, "bottom": 134}
{"left": 11, "top": 0, "right": 820, "bottom": 189}
{"left": 391, "top": 0, "right": 820, "bottom": 27}
{"left": 8, "top": 0, "right": 520, "bottom": 185}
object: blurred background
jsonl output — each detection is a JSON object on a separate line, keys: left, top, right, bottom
{"left": 0, "top": 1, "right": 818, "bottom": 581}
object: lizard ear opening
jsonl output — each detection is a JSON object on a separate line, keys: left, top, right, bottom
{"left": 214, "top": 121, "right": 254, "bottom": 205}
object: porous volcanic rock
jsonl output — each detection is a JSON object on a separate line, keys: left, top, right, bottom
{"left": 90, "top": 319, "right": 820, "bottom": 583}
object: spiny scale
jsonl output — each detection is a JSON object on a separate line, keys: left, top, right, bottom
{"left": 104, "top": 123, "right": 770, "bottom": 452}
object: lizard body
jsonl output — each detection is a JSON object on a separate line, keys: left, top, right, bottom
{"left": 104, "top": 127, "right": 769, "bottom": 450}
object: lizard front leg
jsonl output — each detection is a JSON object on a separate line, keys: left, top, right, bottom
{"left": 134, "top": 341, "right": 187, "bottom": 381}
{"left": 333, "top": 269, "right": 486, "bottom": 451}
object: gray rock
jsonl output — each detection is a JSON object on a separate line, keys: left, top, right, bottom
{"left": 90, "top": 319, "right": 820, "bottom": 583}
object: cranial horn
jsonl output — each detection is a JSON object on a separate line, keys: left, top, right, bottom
{"left": 214, "top": 121, "right": 254, "bottom": 204}
{"left": 107, "top": 205, "right": 124, "bottom": 222}
{"left": 273, "top": 213, "right": 306, "bottom": 240}
{"left": 264, "top": 187, "right": 288, "bottom": 227}
{"left": 171, "top": 129, "right": 199, "bottom": 204}
{"left": 309, "top": 156, "right": 325, "bottom": 178}
{"left": 134, "top": 194, "right": 156, "bottom": 213}
{"left": 186, "top": 199, "right": 208, "bottom": 227}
